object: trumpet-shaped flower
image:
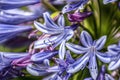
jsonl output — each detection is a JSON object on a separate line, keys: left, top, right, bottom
{"left": 103, "top": 0, "right": 117, "bottom": 4}
{"left": 0, "top": 24, "right": 32, "bottom": 43}
{"left": 62, "top": 0, "right": 89, "bottom": 13}
{"left": 34, "top": 12, "right": 79, "bottom": 59}
{"left": 0, "top": 52, "right": 28, "bottom": 71}
{"left": 107, "top": 42, "right": 120, "bottom": 70}
{"left": 0, "top": 0, "right": 40, "bottom": 10}
{"left": 66, "top": 31, "right": 111, "bottom": 80}
{"left": 44, "top": 50, "right": 74, "bottom": 80}
{"left": 0, "top": 4, "right": 46, "bottom": 25}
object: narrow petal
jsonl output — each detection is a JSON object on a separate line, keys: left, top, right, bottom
{"left": 84, "top": 78, "right": 93, "bottom": 80}
{"left": 26, "top": 63, "right": 49, "bottom": 76}
{"left": 66, "top": 50, "right": 75, "bottom": 64}
{"left": 95, "top": 36, "right": 107, "bottom": 50}
{"left": 31, "top": 51, "right": 58, "bottom": 62}
{"left": 108, "top": 59, "right": 120, "bottom": 70}
{"left": 34, "top": 21, "right": 63, "bottom": 34}
{"left": 67, "top": 53, "right": 89, "bottom": 73}
{"left": 0, "top": 0, "right": 40, "bottom": 10}
{"left": 108, "top": 44, "right": 119, "bottom": 55}
{"left": 57, "top": 15, "right": 65, "bottom": 27}
{"left": 59, "top": 40, "right": 66, "bottom": 60}
{"left": 96, "top": 52, "right": 111, "bottom": 63}
{"left": 62, "top": 0, "right": 88, "bottom": 13}
{"left": 66, "top": 43, "right": 88, "bottom": 54}
{"left": 88, "top": 53, "right": 98, "bottom": 80}
{"left": 80, "top": 31, "right": 93, "bottom": 47}
{"left": 46, "top": 66, "right": 59, "bottom": 72}
{"left": 105, "top": 74, "right": 115, "bottom": 80}
{"left": 103, "top": 0, "right": 117, "bottom": 4}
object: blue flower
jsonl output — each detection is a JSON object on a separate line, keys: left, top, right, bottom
{"left": 0, "top": 24, "right": 32, "bottom": 43}
{"left": 0, "top": 4, "right": 46, "bottom": 25}
{"left": 0, "top": 0, "right": 40, "bottom": 10}
{"left": 62, "top": 0, "right": 89, "bottom": 13}
{"left": 34, "top": 12, "right": 78, "bottom": 59}
{"left": 43, "top": 50, "right": 75, "bottom": 80}
{"left": 84, "top": 65, "right": 115, "bottom": 80}
{"left": 0, "top": 52, "right": 28, "bottom": 71}
{"left": 103, "top": 0, "right": 117, "bottom": 4}
{"left": 66, "top": 31, "right": 110, "bottom": 80}
{"left": 107, "top": 42, "right": 120, "bottom": 70}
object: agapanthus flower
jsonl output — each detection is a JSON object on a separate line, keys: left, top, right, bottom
{"left": 43, "top": 50, "right": 75, "bottom": 80}
{"left": 0, "top": 52, "right": 28, "bottom": 71}
{"left": 34, "top": 12, "right": 79, "bottom": 59}
{"left": 0, "top": 24, "right": 32, "bottom": 43}
{"left": 107, "top": 42, "right": 120, "bottom": 70}
{"left": 0, "top": 4, "right": 46, "bottom": 25}
{"left": 67, "top": 11, "right": 92, "bottom": 22}
{"left": 62, "top": 0, "right": 89, "bottom": 13}
{"left": 0, "top": 0, "right": 40, "bottom": 10}
{"left": 103, "top": 0, "right": 117, "bottom": 4}
{"left": 66, "top": 31, "right": 111, "bottom": 80}
{"left": 0, "top": 66, "right": 24, "bottom": 80}
{"left": 84, "top": 65, "right": 115, "bottom": 80}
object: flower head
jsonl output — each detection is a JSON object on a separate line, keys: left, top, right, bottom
{"left": 66, "top": 31, "right": 110, "bottom": 80}
{"left": 34, "top": 12, "right": 79, "bottom": 59}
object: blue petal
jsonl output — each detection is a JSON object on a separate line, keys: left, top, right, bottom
{"left": 84, "top": 78, "right": 93, "bottom": 80}
{"left": 44, "top": 12, "right": 63, "bottom": 29}
{"left": 96, "top": 52, "right": 111, "bottom": 63}
{"left": 0, "top": 5, "right": 46, "bottom": 24}
{"left": 59, "top": 40, "right": 66, "bottom": 60}
{"left": 105, "top": 74, "right": 115, "bottom": 80}
{"left": 46, "top": 66, "right": 59, "bottom": 72}
{"left": 66, "top": 42, "right": 88, "bottom": 54}
{"left": 95, "top": 36, "right": 107, "bottom": 50}
{"left": 31, "top": 50, "right": 58, "bottom": 63}
{"left": 67, "top": 52, "right": 89, "bottom": 73}
{"left": 108, "top": 44, "right": 119, "bottom": 55}
{"left": 88, "top": 53, "right": 98, "bottom": 80}
{"left": 103, "top": 0, "right": 117, "bottom": 4}
{"left": 34, "top": 21, "right": 63, "bottom": 34}
{"left": 62, "top": 0, "right": 88, "bottom": 13}
{"left": 0, "top": 0, "right": 40, "bottom": 10}
{"left": 26, "top": 63, "right": 49, "bottom": 76}
{"left": 57, "top": 15, "right": 65, "bottom": 28}
{"left": 66, "top": 50, "right": 75, "bottom": 64}
{"left": 80, "top": 31, "right": 93, "bottom": 47}
{"left": 108, "top": 59, "right": 120, "bottom": 70}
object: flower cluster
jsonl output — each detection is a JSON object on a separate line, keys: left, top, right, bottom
{"left": 0, "top": 0, "right": 120, "bottom": 80}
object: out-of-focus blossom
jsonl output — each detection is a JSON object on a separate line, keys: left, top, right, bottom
{"left": 0, "top": 4, "right": 46, "bottom": 25}
{"left": 34, "top": 12, "right": 79, "bottom": 59}
{"left": 0, "top": 66, "right": 24, "bottom": 80}
{"left": 0, "top": 0, "right": 40, "bottom": 10}
{"left": 107, "top": 42, "right": 120, "bottom": 70}
{"left": 66, "top": 31, "right": 110, "bottom": 80}
{"left": 103, "top": 0, "right": 117, "bottom": 4}
{"left": 62, "top": 0, "right": 89, "bottom": 13}
{"left": 0, "top": 24, "right": 32, "bottom": 43}
{"left": 43, "top": 50, "right": 74, "bottom": 80}
{"left": 84, "top": 65, "right": 115, "bottom": 80}
{"left": 0, "top": 52, "right": 28, "bottom": 71}
{"left": 67, "top": 11, "right": 92, "bottom": 22}
{"left": 31, "top": 50, "right": 58, "bottom": 63}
